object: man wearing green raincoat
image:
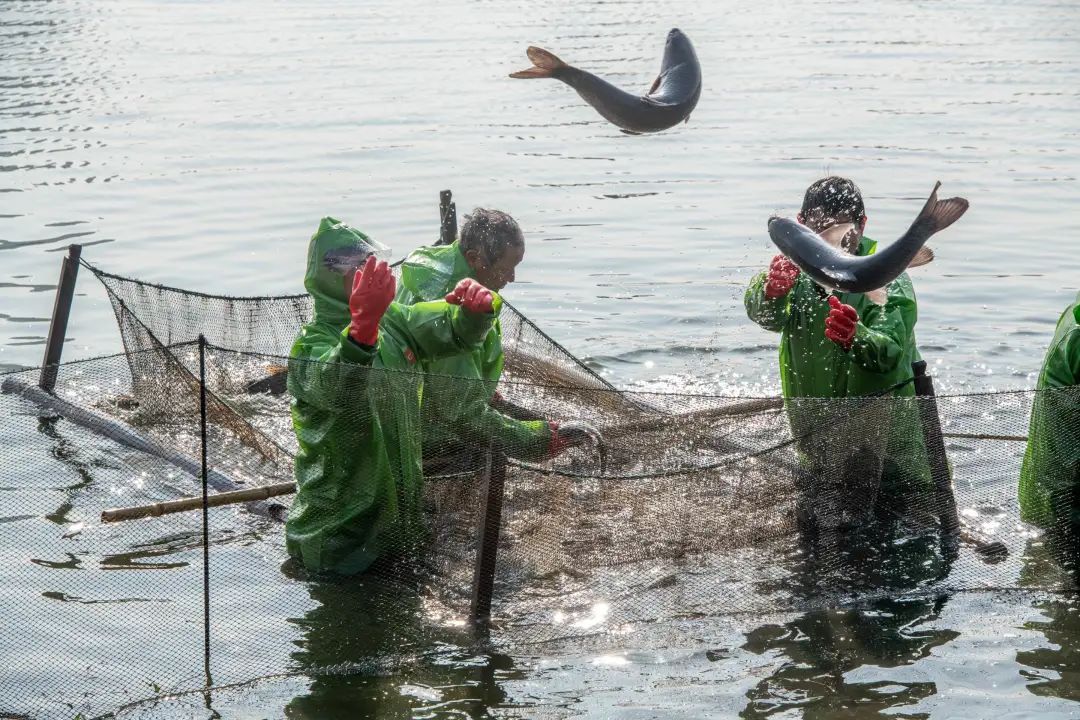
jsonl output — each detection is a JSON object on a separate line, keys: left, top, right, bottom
{"left": 1019, "top": 291, "right": 1080, "bottom": 545}
{"left": 394, "top": 208, "right": 560, "bottom": 467}
{"left": 744, "top": 177, "right": 933, "bottom": 527}
{"left": 286, "top": 218, "right": 526, "bottom": 575}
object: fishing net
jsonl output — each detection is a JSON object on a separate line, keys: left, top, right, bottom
{"left": 0, "top": 258, "right": 1076, "bottom": 718}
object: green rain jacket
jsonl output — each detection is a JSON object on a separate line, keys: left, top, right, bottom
{"left": 744, "top": 236, "right": 931, "bottom": 495}
{"left": 394, "top": 241, "right": 552, "bottom": 461}
{"left": 1019, "top": 291, "right": 1080, "bottom": 530}
{"left": 286, "top": 218, "right": 503, "bottom": 575}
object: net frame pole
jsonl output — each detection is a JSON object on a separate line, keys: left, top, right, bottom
{"left": 198, "top": 335, "right": 213, "bottom": 687}
{"left": 470, "top": 444, "right": 508, "bottom": 633}
{"left": 912, "top": 360, "right": 960, "bottom": 537}
{"left": 39, "top": 244, "right": 82, "bottom": 392}
{"left": 438, "top": 189, "right": 457, "bottom": 246}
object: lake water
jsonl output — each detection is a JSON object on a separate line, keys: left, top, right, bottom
{"left": 2, "top": 0, "right": 1079, "bottom": 717}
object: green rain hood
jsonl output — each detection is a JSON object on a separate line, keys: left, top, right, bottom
{"left": 286, "top": 218, "right": 503, "bottom": 575}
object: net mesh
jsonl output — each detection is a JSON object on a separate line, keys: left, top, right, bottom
{"left": 0, "top": 258, "right": 1075, "bottom": 718}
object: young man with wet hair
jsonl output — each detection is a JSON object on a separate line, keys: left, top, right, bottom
{"left": 395, "top": 207, "right": 587, "bottom": 471}
{"left": 1019, "top": 291, "right": 1080, "bottom": 558}
{"left": 745, "top": 177, "right": 932, "bottom": 530}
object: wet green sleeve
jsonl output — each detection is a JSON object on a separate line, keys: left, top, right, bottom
{"left": 388, "top": 294, "right": 503, "bottom": 362}
{"left": 474, "top": 409, "right": 552, "bottom": 461}
{"left": 1044, "top": 328, "right": 1080, "bottom": 388}
{"left": 417, "top": 324, "right": 552, "bottom": 461}
{"left": 443, "top": 363, "right": 551, "bottom": 461}
{"left": 850, "top": 284, "right": 916, "bottom": 374}
{"left": 287, "top": 322, "right": 376, "bottom": 410}
{"left": 745, "top": 271, "right": 792, "bottom": 332}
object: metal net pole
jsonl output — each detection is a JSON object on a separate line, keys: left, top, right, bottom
{"left": 199, "top": 335, "right": 213, "bottom": 686}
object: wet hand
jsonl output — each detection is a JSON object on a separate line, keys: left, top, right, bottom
{"left": 445, "top": 278, "right": 495, "bottom": 314}
{"left": 348, "top": 256, "right": 395, "bottom": 346}
{"left": 764, "top": 254, "right": 800, "bottom": 299}
{"left": 824, "top": 295, "right": 858, "bottom": 351}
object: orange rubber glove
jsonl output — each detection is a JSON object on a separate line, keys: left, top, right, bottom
{"left": 444, "top": 278, "right": 495, "bottom": 313}
{"left": 348, "top": 256, "right": 396, "bottom": 346}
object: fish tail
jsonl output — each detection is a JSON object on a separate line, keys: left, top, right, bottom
{"left": 916, "top": 181, "right": 970, "bottom": 235}
{"left": 509, "top": 46, "right": 568, "bottom": 79}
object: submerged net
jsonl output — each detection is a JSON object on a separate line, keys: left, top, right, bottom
{"left": 0, "top": 258, "right": 1076, "bottom": 718}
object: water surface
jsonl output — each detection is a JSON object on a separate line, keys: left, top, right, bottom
{"left": 2, "top": 0, "right": 1079, "bottom": 717}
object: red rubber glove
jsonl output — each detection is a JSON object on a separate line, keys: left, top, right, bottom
{"left": 764, "top": 254, "right": 800, "bottom": 299}
{"left": 445, "top": 278, "right": 494, "bottom": 313}
{"left": 546, "top": 421, "right": 567, "bottom": 458}
{"left": 348, "top": 256, "right": 395, "bottom": 346}
{"left": 546, "top": 420, "right": 603, "bottom": 459}
{"left": 824, "top": 295, "right": 858, "bottom": 351}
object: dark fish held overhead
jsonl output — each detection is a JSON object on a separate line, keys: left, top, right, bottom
{"left": 510, "top": 28, "right": 702, "bottom": 135}
{"left": 767, "top": 182, "right": 969, "bottom": 295}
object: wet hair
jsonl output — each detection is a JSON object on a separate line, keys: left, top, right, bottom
{"left": 459, "top": 208, "right": 524, "bottom": 263}
{"left": 800, "top": 176, "right": 865, "bottom": 223}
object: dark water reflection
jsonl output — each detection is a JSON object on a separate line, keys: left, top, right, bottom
{"left": 1019, "top": 599, "right": 1080, "bottom": 705}
{"left": 741, "top": 598, "right": 956, "bottom": 718}
{"left": 284, "top": 576, "right": 514, "bottom": 719}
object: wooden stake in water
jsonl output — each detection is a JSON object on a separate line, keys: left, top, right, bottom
{"left": 39, "top": 244, "right": 82, "bottom": 392}
{"left": 439, "top": 189, "right": 457, "bottom": 246}
{"left": 912, "top": 360, "right": 960, "bottom": 538}
{"left": 912, "top": 360, "right": 1008, "bottom": 561}
{"left": 470, "top": 445, "right": 508, "bottom": 633}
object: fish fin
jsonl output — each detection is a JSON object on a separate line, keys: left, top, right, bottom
{"left": 509, "top": 46, "right": 568, "bottom": 79}
{"left": 865, "top": 288, "right": 888, "bottom": 306}
{"left": 907, "top": 245, "right": 934, "bottom": 269}
{"left": 915, "top": 181, "right": 970, "bottom": 234}
{"left": 930, "top": 197, "right": 969, "bottom": 231}
{"left": 819, "top": 222, "right": 857, "bottom": 249}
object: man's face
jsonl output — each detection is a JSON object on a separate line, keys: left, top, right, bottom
{"left": 466, "top": 243, "right": 524, "bottom": 292}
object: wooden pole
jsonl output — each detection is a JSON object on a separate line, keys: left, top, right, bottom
{"left": 911, "top": 360, "right": 960, "bottom": 537}
{"left": 438, "top": 189, "right": 457, "bottom": 246}
{"left": 911, "top": 361, "right": 1007, "bottom": 561}
{"left": 470, "top": 445, "right": 507, "bottom": 633}
{"left": 40, "top": 244, "right": 82, "bottom": 392}
{"left": 101, "top": 482, "right": 297, "bottom": 523}
{"left": 601, "top": 397, "right": 784, "bottom": 435}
